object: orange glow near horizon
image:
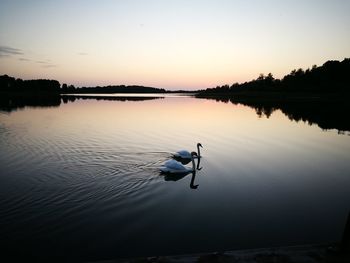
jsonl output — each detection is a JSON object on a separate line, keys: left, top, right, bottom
{"left": 1, "top": 1, "right": 350, "bottom": 89}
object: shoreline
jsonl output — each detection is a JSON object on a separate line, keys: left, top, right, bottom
{"left": 94, "top": 243, "right": 349, "bottom": 263}
{"left": 195, "top": 91, "right": 350, "bottom": 102}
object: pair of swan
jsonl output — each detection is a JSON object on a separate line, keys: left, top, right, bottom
{"left": 160, "top": 143, "right": 203, "bottom": 174}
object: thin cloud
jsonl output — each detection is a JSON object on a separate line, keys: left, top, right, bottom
{"left": 42, "top": 64, "right": 57, "bottom": 68}
{"left": 1, "top": 45, "right": 57, "bottom": 68}
{"left": 0, "top": 45, "right": 23, "bottom": 57}
{"left": 77, "top": 52, "right": 88, "bottom": 56}
{"left": 34, "top": 60, "right": 57, "bottom": 68}
{"left": 18, "top": 57, "right": 31, "bottom": 61}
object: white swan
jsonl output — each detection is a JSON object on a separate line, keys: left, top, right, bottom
{"left": 174, "top": 143, "right": 203, "bottom": 159}
{"left": 160, "top": 152, "right": 198, "bottom": 174}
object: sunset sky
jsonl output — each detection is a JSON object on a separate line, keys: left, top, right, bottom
{"left": 1, "top": 0, "right": 349, "bottom": 90}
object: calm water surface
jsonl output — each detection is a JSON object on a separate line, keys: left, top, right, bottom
{"left": 1, "top": 95, "right": 350, "bottom": 261}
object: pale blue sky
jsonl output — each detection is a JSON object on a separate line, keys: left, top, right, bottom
{"left": 1, "top": 0, "right": 349, "bottom": 89}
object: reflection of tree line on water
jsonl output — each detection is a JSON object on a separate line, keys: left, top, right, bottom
{"left": 61, "top": 95, "right": 162, "bottom": 103}
{"left": 1, "top": 94, "right": 349, "bottom": 133}
{"left": 0, "top": 94, "right": 61, "bottom": 112}
{"left": 198, "top": 96, "right": 350, "bottom": 134}
{"left": 0, "top": 94, "right": 161, "bottom": 112}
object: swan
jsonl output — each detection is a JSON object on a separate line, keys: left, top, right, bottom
{"left": 160, "top": 152, "right": 198, "bottom": 174}
{"left": 174, "top": 143, "right": 203, "bottom": 160}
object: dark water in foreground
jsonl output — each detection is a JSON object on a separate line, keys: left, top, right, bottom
{"left": 0, "top": 95, "right": 350, "bottom": 261}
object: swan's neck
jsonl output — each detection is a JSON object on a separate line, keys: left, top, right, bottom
{"left": 197, "top": 144, "right": 201, "bottom": 157}
{"left": 196, "top": 157, "right": 201, "bottom": 170}
{"left": 191, "top": 157, "right": 196, "bottom": 171}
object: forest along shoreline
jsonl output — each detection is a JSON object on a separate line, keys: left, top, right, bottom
{"left": 195, "top": 58, "right": 350, "bottom": 133}
{"left": 1, "top": 58, "right": 350, "bottom": 132}
{"left": 195, "top": 58, "right": 350, "bottom": 104}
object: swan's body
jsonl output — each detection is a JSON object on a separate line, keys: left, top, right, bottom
{"left": 160, "top": 159, "right": 191, "bottom": 174}
{"left": 160, "top": 152, "right": 197, "bottom": 174}
{"left": 174, "top": 143, "right": 203, "bottom": 159}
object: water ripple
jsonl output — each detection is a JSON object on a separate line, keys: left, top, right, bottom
{"left": 2, "top": 98, "right": 350, "bottom": 260}
{"left": 0, "top": 120, "right": 171, "bottom": 243}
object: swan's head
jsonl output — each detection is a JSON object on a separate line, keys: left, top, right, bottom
{"left": 197, "top": 143, "right": 203, "bottom": 148}
{"left": 191, "top": 151, "right": 198, "bottom": 157}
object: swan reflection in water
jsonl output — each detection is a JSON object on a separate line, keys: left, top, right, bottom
{"left": 160, "top": 152, "right": 202, "bottom": 189}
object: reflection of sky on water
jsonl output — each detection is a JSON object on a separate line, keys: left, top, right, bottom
{"left": 0, "top": 97, "right": 350, "bottom": 260}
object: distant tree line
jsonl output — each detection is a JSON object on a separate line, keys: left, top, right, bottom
{"left": 61, "top": 85, "right": 166, "bottom": 94}
{"left": 0, "top": 75, "right": 60, "bottom": 94}
{"left": 2, "top": 58, "right": 349, "bottom": 96}
{"left": 0, "top": 74, "right": 166, "bottom": 94}
{"left": 0, "top": 75, "right": 61, "bottom": 111}
{"left": 198, "top": 58, "right": 350, "bottom": 95}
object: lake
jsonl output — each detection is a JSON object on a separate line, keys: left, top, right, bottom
{"left": 1, "top": 94, "right": 350, "bottom": 261}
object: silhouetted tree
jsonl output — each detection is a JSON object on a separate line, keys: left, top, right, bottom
{"left": 61, "top": 83, "right": 68, "bottom": 92}
{"left": 257, "top": 74, "right": 265, "bottom": 81}
{"left": 0, "top": 75, "right": 60, "bottom": 94}
{"left": 198, "top": 58, "right": 350, "bottom": 95}
{"left": 67, "top": 85, "right": 76, "bottom": 93}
